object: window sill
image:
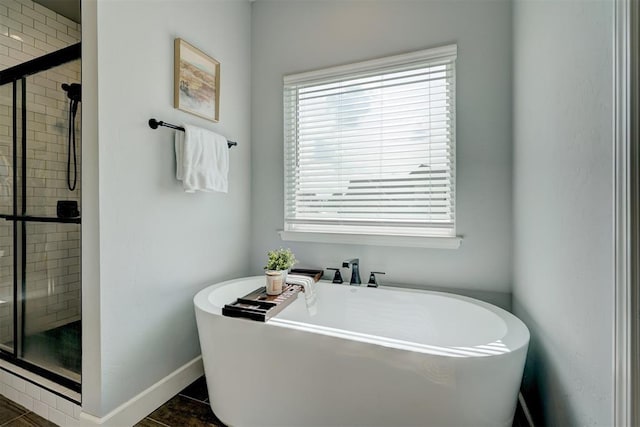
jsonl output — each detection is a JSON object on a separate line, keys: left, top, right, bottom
{"left": 278, "top": 230, "right": 462, "bottom": 249}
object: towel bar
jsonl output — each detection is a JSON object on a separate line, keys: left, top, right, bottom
{"left": 148, "top": 118, "right": 238, "bottom": 148}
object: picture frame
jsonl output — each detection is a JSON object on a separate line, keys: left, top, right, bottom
{"left": 174, "top": 38, "right": 220, "bottom": 122}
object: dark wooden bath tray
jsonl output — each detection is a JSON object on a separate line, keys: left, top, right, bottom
{"left": 222, "top": 284, "right": 302, "bottom": 322}
{"left": 290, "top": 268, "right": 323, "bottom": 282}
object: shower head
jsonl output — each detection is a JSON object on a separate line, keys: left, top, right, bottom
{"left": 61, "top": 83, "right": 81, "bottom": 103}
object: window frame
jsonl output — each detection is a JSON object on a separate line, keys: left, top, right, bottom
{"left": 280, "top": 45, "right": 462, "bottom": 249}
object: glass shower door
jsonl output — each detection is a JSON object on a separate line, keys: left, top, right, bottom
{"left": 0, "top": 81, "right": 15, "bottom": 355}
{"left": 19, "top": 62, "right": 82, "bottom": 385}
{"left": 23, "top": 222, "right": 81, "bottom": 383}
{"left": 0, "top": 47, "right": 81, "bottom": 390}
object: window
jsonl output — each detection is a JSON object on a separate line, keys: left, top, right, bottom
{"left": 283, "top": 45, "right": 458, "bottom": 246}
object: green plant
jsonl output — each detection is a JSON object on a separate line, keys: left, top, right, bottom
{"left": 264, "top": 248, "right": 297, "bottom": 271}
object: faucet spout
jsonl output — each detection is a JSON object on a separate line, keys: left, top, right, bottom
{"left": 342, "top": 258, "right": 361, "bottom": 285}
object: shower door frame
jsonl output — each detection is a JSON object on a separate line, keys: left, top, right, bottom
{"left": 0, "top": 43, "right": 82, "bottom": 393}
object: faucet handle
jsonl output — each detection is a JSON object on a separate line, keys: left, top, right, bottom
{"left": 326, "top": 268, "right": 343, "bottom": 284}
{"left": 367, "top": 271, "right": 385, "bottom": 287}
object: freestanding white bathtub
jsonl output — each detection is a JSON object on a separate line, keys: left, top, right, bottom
{"left": 194, "top": 276, "right": 529, "bottom": 427}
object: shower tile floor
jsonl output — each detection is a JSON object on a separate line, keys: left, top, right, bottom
{"left": 22, "top": 322, "right": 81, "bottom": 383}
{"left": 2, "top": 322, "right": 82, "bottom": 384}
{"left": 0, "top": 374, "right": 530, "bottom": 426}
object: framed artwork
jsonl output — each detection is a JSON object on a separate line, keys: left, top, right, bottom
{"left": 174, "top": 38, "right": 220, "bottom": 122}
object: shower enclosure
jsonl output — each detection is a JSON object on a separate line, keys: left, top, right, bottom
{"left": 0, "top": 43, "right": 82, "bottom": 391}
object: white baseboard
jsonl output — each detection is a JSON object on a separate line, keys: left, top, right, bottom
{"left": 518, "top": 392, "right": 535, "bottom": 427}
{"left": 80, "top": 356, "right": 204, "bottom": 426}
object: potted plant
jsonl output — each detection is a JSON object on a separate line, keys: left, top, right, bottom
{"left": 264, "top": 248, "right": 297, "bottom": 295}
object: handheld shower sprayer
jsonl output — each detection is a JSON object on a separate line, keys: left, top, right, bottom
{"left": 61, "top": 83, "right": 81, "bottom": 191}
{"left": 61, "top": 83, "right": 81, "bottom": 100}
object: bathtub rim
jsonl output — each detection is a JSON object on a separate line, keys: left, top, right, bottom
{"left": 194, "top": 275, "right": 530, "bottom": 358}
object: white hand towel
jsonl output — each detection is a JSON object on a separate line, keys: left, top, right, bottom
{"left": 175, "top": 124, "right": 229, "bottom": 193}
{"left": 286, "top": 274, "right": 317, "bottom": 312}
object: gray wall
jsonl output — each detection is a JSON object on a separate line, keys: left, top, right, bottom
{"left": 83, "top": 0, "right": 252, "bottom": 417}
{"left": 250, "top": 0, "right": 513, "bottom": 296}
{"left": 512, "top": 0, "right": 614, "bottom": 425}
{"left": 79, "top": 0, "right": 618, "bottom": 421}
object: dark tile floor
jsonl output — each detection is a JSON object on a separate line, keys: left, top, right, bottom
{"left": 0, "top": 394, "right": 55, "bottom": 426}
{"left": 138, "top": 375, "right": 530, "bottom": 427}
{"left": 0, "top": 374, "right": 530, "bottom": 426}
{"left": 135, "top": 376, "right": 224, "bottom": 427}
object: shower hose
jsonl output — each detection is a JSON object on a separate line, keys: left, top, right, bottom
{"left": 67, "top": 98, "right": 78, "bottom": 191}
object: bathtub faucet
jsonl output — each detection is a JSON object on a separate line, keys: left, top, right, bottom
{"left": 342, "top": 258, "right": 362, "bottom": 285}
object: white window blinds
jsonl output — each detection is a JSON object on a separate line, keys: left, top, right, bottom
{"left": 283, "top": 45, "right": 457, "bottom": 238}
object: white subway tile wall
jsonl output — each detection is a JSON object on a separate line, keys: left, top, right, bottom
{"left": 0, "top": 0, "right": 81, "bottom": 358}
